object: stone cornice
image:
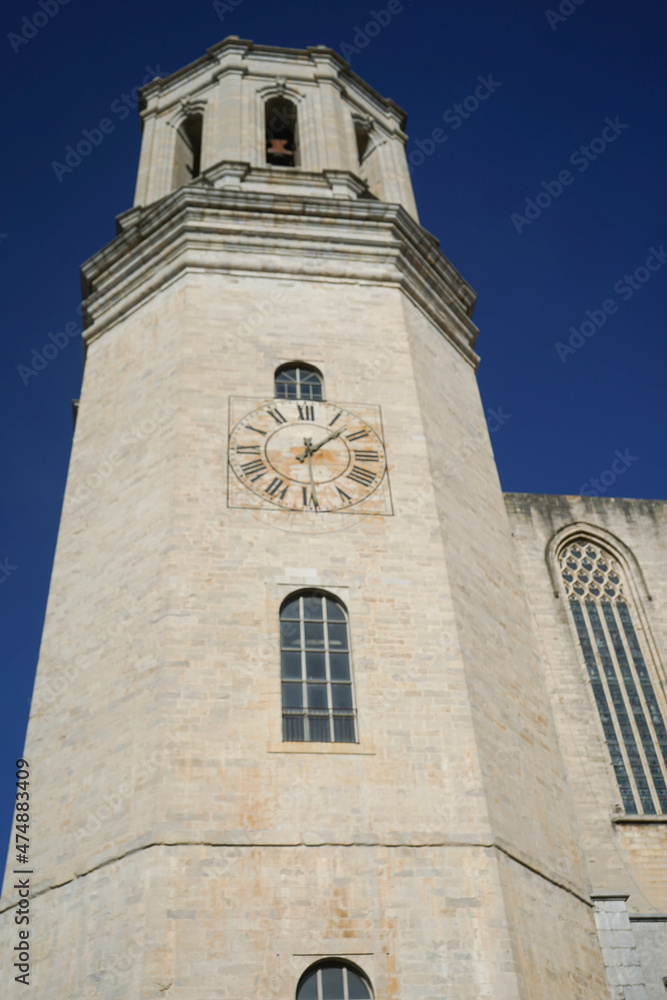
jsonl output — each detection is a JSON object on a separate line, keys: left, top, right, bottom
{"left": 139, "top": 36, "right": 408, "bottom": 131}
{"left": 81, "top": 175, "right": 479, "bottom": 367}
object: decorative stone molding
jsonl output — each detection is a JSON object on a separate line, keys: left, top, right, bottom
{"left": 166, "top": 97, "right": 207, "bottom": 130}
{"left": 352, "top": 113, "right": 374, "bottom": 134}
{"left": 545, "top": 520, "right": 653, "bottom": 602}
{"left": 81, "top": 178, "right": 479, "bottom": 368}
{"left": 256, "top": 80, "right": 305, "bottom": 104}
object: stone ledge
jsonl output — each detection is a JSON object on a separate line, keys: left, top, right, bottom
{"left": 612, "top": 815, "right": 667, "bottom": 824}
{"left": 267, "top": 742, "right": 375, "bottom": 755}
{"left": 81, "top": 181, "right": 479, "bottom": 369}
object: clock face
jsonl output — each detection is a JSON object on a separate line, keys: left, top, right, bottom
{"left": 228, "top": 399, "right": 388, "bottom": 512}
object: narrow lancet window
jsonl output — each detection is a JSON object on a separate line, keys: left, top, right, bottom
{"left": 280, "top": 591, "right": 357, "bottom": 744}
{"left": 265, "top": 97, "right": 298, "bottom": 166}
{"left": 560, "top": 539, "right": 667, "bottom": 815}
{"left": 173, "top": 113, "right": 202, "bottom": 188}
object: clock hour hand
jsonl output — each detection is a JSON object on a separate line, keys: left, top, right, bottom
{"left": 296, "top": 437, "right": 313, "bottom": 464}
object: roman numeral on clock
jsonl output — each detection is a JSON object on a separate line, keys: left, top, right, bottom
{"left": 266, "top": 407, "right": 287, "bottom": 425}
{"left": 346, "top": 429, "right": 369, "bottom": 442}
{"left": 335, "top": 485, "right": 352, "bottom": 503}
{"left": 240, "top": 459, "right": 266, "bottom": 481}
{"left": 302, "top": 487, "right": 318, "bottom": 509}
{"left": 354, "top": 449, "right": 379, "bottom": 462}
{"left": 347, "top": 466, "right": 376, "bottom": 486}
{"left": 244, "top": 424, "right": 266, "bottom": 436}
{"left": 297, "top": 404, "right": 315, "bottom": 421}
{"left": 329, "top": 411, "right": 343, "bottom": 427}
{"left": 264, "top": 477, "right": 289, "bottom": 500}
{"left": 236, "top": 445, "right": 261, "bottom": 454}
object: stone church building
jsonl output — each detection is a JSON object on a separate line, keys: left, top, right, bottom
{"left": 2, "top": 36, "right": 666, "bottom": 1000}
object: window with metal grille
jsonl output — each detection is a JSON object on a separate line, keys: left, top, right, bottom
{"left": 559, "top": 538, "right": 667, "bottom": 815}
{"left": 280, "top": 591, "right": 357, "bottom": 743}
{"left": 275, "top": 363, "right": 323, "bottom": 401}
{"left": 297, "top": 961, "right": 372, "bottom": 1000}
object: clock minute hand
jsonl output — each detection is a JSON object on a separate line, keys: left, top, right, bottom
{"left": 307, "top": 449, "right": 318, "bottom": 509}
{"left": 308, "top": 426, "right": 346, "bottom": 455}
{"left": 296, "top": 427, "right": 345, "bottom": 464}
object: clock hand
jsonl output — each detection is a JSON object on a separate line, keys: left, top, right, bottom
{"left": 307, "top": 449, "right": 318, "bottom": 509}
{"left": 309, "top": 426, "right": 345, "bottom": 455}
{"left": 296, "top": 427, "right": 345, "bottom": 463}
{"left": 296, "top": 437, "right": 313, "bottom": 464}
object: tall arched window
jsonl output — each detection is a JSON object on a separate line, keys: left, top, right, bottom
{"left": 173, "top": 113, "right": 202, "bottom": 187}
{"left": 280, "top": 591, "right": 357, "bottom": 743}
{"left": 559, "top": 537, "right": 667, "bottom": 815}
{"left": 275, "top": 363, "right": 323, "bottom": 401}
{"left": 353, "top": 116, "right": 372, "bottom": 164}
{"left": 297, "top": 961, "right": 372, "bottom": 1000}
{"left": 265, "top": 96, "right": 298, "bottom": 167}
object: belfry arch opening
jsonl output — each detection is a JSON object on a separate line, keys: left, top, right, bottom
{"left": 265, "top": 96, "right": 298, "bottom": 167}
{"left": 354, "top": 120, "right": 371, "bottom": 164}
{"left": 173, "top": 113, "right": 202, "bottom": 188}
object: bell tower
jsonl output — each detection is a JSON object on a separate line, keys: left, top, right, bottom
{"left": 2, "top": 37, "right": 615, "bottom": 1000}
{"left": 132, "top": 35, "right": 418, "bottom": 217}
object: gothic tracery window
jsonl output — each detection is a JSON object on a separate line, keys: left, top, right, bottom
{"left": 559, "top": 538, "right": 667, "bottom": 815}
{"left": 297, "top": 961, "right": 372, "bottom": 1000}
{"left": 280, "top": 591, "right": 357, "bottom": 743}
{"left": 275, "top": 363, "right": 323, "bottom": 401}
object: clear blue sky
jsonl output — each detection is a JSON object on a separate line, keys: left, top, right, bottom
{"left": 1, "top": 0, "right": 666, "bottom": 857}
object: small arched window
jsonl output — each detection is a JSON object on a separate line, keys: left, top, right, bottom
{"left": 297, "top": 961, "right": 372, "bottom": 1000}
{"left": 275, "top": 363, "right": 323, "bottom": 401}
{"left": 173, "top": 113, "right": 202, "bottom": 188}
{"left": 265, "top": 96, "right": 298, "bottom": 167}
{"left": 559, "top": 537, "right": 667, "bottom": 815}
{"left": 280, "top": 591, "right": 357, "bottom": 744}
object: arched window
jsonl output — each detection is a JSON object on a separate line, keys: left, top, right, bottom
{"left": 297, "top": 960, "right": 372, "bottom": 1000}
{"left": 353, "top": 117, "right": 372, "bottom": 164}
{"left": 265, "top": 96, "right": 298, "bottom": 167}
{"left": 280, "top": 591, "right": 357, "bottom": 743}
{"left": 559, "top": 537, "right": 667, "bottom": 815}
{"left": 275, "top": 363, "right": 323, "bottom": 401}
{"left": 173, "top": 113, "right": 202, "bottom": 187}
